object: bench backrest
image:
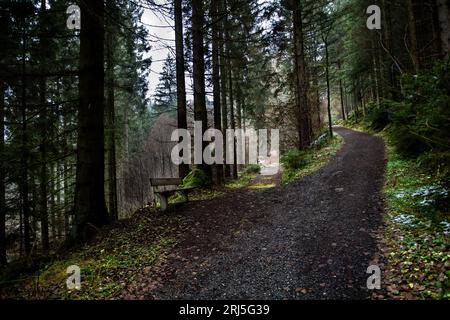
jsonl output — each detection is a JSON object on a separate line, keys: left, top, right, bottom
{"left": 150, "top": 178, "right": 182, "bottom": 187}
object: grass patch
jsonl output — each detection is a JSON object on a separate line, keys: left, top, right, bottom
{"left": 186, "top": 188, "right": 225, "bottom": 201}
{"left": 225, "top": 172, "right": 258, "bottom": 189}
{"left": 248, "top": 183, "right": 276, "bottom": 190}
{"left": 281, "top": 134, "right": 344, "bottom": 184}
{"left": 0, "top": 214, "right": 178, "bottom": 299}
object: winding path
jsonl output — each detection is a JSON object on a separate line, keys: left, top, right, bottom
{"left": 143, "top": 127, "right": 386, "bottom": 300}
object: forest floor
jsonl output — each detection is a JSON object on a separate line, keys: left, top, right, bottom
{"left": 1, "top": 127, "right": 389, "bottom": 300}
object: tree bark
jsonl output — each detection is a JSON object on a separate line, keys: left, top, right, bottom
{"left": 192, "top": 0, "right": 211, "bottom": 179}
{"left": 325, "top": 39, "right": 333, "bottom": 137}
{"left": 437, "top": 0, "right": 450, "bottom": 59}
{"left": 337, "top": 60, "right": 346, "bottom": 121}
{"left": 408, "top": 0, "right": 420, "bottom": 73}
{"left": 20, "top": 13, "right": 31, "bottom": 255}
{"left": 106, "top": 4, "right": 118, "bottom": 221}
{"left": 39, "top": 0, "right": 49, "bottom": 251}
{"left": 225, "top": 20, "right": 238, "bottom": 179}
{"left": 211, "top": 0, "right": 223, "bottom": 184}
{"left": 291, "top": 0, "right": 311, "bottom": 149}
{"left": 219, "top": 5, "right": 231, "bottom": 178}
{"left": 71, "top": 0, "right": 109, "bottom": 243}
{"left": 175, "top": 0, "right": 189, "bottom": 179}
{"left": 0, "top": 81, "right": 6, "bottom": 265}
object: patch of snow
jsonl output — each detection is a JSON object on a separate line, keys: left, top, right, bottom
{"left": 440, "top": 221, "right": 450, "bottom": 235}
{"left": 392, "top": 214, "right": 416, "bottom": 227}
{"left": 395, "top": 191, "right": 406, "bottom": 199}
{"left": 411, "top": 185, "right": 448, "bottom": 198}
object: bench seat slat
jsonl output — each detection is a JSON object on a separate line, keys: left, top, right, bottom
{"left": 154, "top": 187, "right": 196, "bottom": 195}
{"left": 150, "top": 178, "right": 182, "bottom": 186}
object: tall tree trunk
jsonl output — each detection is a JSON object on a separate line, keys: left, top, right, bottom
{"left": 371, "top": 40, "right": 381, "bottom": 107}
{"left": 325, "top": 39, "right": 333, "bottom": 137}
{"left": 437, "top": 0, "right": 450, "bottom": 58}
{"left": 56, "top": 164, "right": 63, "bottom": 240}
{"left": 225, "top": 23, "right": 238, "bottom": 179}
{"left": 20, "top": 14, "right": 31, "bottom": 255}
{"left": 211, "top": 0, "right": 223, "bottom": 184}
{"left": 353, "top": 83, "right": 359, "bottom": 122}
{"left": 72, "top": 0, "right": 109, "bottom": 242}
{"left": 343, "top": 81, "right": 348, "bottom": 119}
{"left": 219, "top": 8, "right": 231, "bottom": 179}
{"left": 339, "top": 79, "right": 345, "bottom": 121}
{"left": 236, "top": 90, "right": 242, "bottom": 129}
{"left": 381, "top": 0, "right": 398, "bottom": 98}
{"left": 174, "top": 0, "right": 189, "bottom": 179}
{"left": 49, "top": 164, "right": 56, "bottom": 241}
{"left": 408, "top": 0, "right": 420, "bottom": 73}
{"left": 291, "top": 0, "right": 311, "bottom": 149}
{"left": 106, "top": 7, "right": 118, "bottom": 221}
{"left": 0, "top": 81, "right": 6, "bottom": 266}
{"left": 39, "top": 0, "right": 49, "bottom": 252}
{"left": 408, "top": 0, "right": 443, "bottom": 70}
{"left": 311, "top": 67, "right": 321, "bottom": 129}
{"left": 62, "top": 110, "right": 70, "bottom": 239}
{"left": 63, "top": 159, "right": 70, "bottom": 238}
{"left": 39, "top": 81, "right": 49, "bottom": 250}
{"left": 192, "top": 0, "right": 211, "bottom": 179}
{"left": 337, "top": 60, "right": 346, "bottom": 121}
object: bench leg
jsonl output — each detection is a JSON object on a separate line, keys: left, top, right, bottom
{"left": 179, "top": 191, "right": 188, "bottom": 202}
{"left": 158, "top": 194, "right": 168, "bottom": 211}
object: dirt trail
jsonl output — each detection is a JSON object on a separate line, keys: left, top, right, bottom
{"left": 134, "top": 127, "right": 386, "bottom": 300}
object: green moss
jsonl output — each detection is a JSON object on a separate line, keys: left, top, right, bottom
{"left": 281, "top": 134, "right": 344, "bottom": 184}
{"left": 225, "top": 172, "right": 257, "bottom": 189}
{"left": 242, "top": 164, "right": 261, "bottom": 175}
{"left": 182, "top": 168, "right": 211, "bottom": 188}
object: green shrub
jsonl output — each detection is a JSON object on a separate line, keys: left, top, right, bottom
{"left": 344, "top": 112, "right": 356, "bottom": 125}
{"left": 417, "top": 151, "right": 450, "bottom": 180}
{"left": 281, "top": 149, "right": 309, "bottom": 171}
{"left": 365, "top": 100, "right": 396, "bottom": 131}
{"left": 311, "top": 132, "right": 330, "bottom": 149}
{"left": 242, "top": 164, "right": 261, "bottom": 175}
{"left": 389, "top": 126, "right": 430, "bottom": 158}
{"left": 369, "top": 61, "right": 450, "bottom": 161}
{"left": 182, "top": 168, "right": 211, "bottom": 188}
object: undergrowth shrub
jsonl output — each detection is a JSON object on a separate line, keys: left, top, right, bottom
{"left": 280, "top": 149, "right": 309, "bottom": 170}
{"left": 362, "top": 61, "right": 450, "bottom": 173}
{"left": 182, "top": 168, "right": 211, "bottom": 188}
{"left": 242, "top": 164, "right": 261, "bottom": 175}
{"left": 365, "top": 100, "right": 397, "bottom": 131}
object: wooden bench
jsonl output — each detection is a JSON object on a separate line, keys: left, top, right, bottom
{"left": 150, "top": 178, "right": 197, "bottom": 211}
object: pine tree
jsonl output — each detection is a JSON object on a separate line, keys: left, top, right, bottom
{"left": 153, "top": 54, "right": 177, "bottom": 115}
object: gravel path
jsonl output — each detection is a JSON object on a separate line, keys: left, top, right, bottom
{"left": 147, "top": 127, "right": 386, "bottom": 300}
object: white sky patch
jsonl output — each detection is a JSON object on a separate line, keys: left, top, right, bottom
{"left": 141, "top": 8, "right": 175, "bottom": 100}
